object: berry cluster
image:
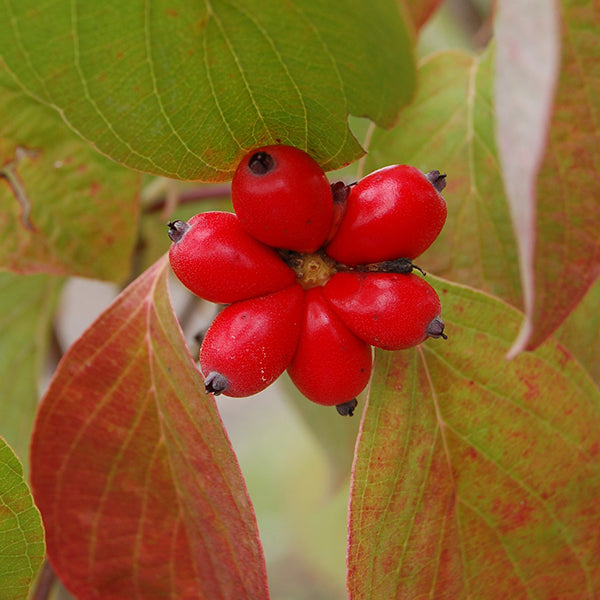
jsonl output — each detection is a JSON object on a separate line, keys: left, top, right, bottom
{"left": 168, "top": 145, "right": 447, "bottom": 416}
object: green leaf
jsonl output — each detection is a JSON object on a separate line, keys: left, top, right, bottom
{"left": 556, "top": 275, "right": 600, "bottom": 387}
{"left": 0, "top": 67, "right": 140, "bottom": 281}
{"left": 363, "top": 48, "right": 522, "bottom": 307}
{"left": 0, "top": 272, "right": 61, "bottom": 472}
{"left": 0, "top": 0, "right": 415, "bottom": 180}
{"left": 348, "top": 277, "right": 600, "bottom": 599}
{"left": 0, "top": 438, "right": 45, "bottom": 600}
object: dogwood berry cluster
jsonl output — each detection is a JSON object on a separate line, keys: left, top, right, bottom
{"left": 168, "top": 145, "right": 447, "bottom": 416}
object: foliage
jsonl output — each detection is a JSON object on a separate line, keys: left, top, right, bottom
{"left": 0, "top": 0, "right": 599, "bottom": 598}
{"left": 0, "top": 438, "right": 45, "bottom": 599}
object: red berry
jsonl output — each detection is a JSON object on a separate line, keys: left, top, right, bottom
{"left": 325, "top": 165, "right": 447, "bottom": 265}
{"left": 323, "top": 272, "right": 446, "bottom": 350}
{"left": 231, "top": 145, "right": 334, "bottom": 253}
{"left": 200, "top": 284, "right": 304, "bottom": 397}
{"left": 287, "top": 287, "right": 372, "bottom": 406}
{"left": 168, "top": 212, "right": 296, "bottom": 304}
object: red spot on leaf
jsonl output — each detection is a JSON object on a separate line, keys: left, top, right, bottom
{"left": 524, "top": 379, "right": 540, "bottom": 401}
{"left": 556, "top": 344, "right": 572, "bottom": 369}
{"left": 491, "top": 497, "right": 535, "bottom": 534}
{"left": 89, "top": 181, "right": 101, "bottom": 197}
{"left": 466, "top": 446, "right": 478, "bottom": 461}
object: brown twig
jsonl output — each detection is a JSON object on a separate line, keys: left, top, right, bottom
{"left": 143, "top": 183, "right": 232, "bottom": 215}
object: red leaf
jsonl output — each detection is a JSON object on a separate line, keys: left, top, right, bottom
{"left": 30, "top": 256, "right": 269, "bottom": 600}
{"left": 496, "top": 2, "right": 600, "bottom": 354}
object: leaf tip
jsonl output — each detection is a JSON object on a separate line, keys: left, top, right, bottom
{"left": 506, "top": 317, "right": 533, "bottom": 360}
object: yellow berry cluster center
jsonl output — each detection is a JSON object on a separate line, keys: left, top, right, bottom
{"left": 283, "top": 250, "right": 337, "bottom": 289}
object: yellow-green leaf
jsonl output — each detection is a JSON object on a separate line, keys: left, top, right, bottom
{"left": 0, "top": 272, "right": 60, "bottom": 471}
{"left": 0, "top": 67, "right": 140, "bottom": 281}
{"left": 0, "top": 438, "right": 45, "bottom": 600}
{"left": 363, "top": 48, "right": 522, "bottom": 307}
{"left": 349, "top": 277, "right": 600, "bottom": 599}
{"left": 0, "top": 0, "right": 415, "bottom": 180}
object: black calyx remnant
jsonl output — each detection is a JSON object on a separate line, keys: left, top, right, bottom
{"left": 341, "top": 257, "right": 425, "bottom": 276}
{"left": 336, "top": 398, "right": 358, "bottom": 417}
{"left": 427, "top": 317, "right": 448, "bottom": 340}
{"left": 372, "top": 258, "right": 425, "bottom": 276}
{"left": 248, "top": 151, "right": 275, "bottom": 175}
{"left": 167, "top": 220, "right": 190, "bottom": 243}
{"left": 330, "top": 180, "right": 352, "bottom": 204}
{"left": 204, "top": 371, "right": 229, "bottom": 395}
{"left": 425, "top": 170, "right": 447, "bottom": 193}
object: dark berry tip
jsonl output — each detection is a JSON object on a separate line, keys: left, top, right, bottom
{"left": 330, "top": 181, "right": 352, "bottom": 204}
{"left": 167, "top": 220, "right": 190, "bottom": 243}
{"left": 204, "top": 371, "right": 229, "bottom": 395}
{"left": 384, "top": 257, "right": 417, "bottom": 274}
{"left": 427, "top": 316, "right": 448, "bottom": 340}
{"left": 361, "top": 257, "right": 420, "bottom": 275}
{"left": 248, "top": 151, "right": 275, "bottom": 175}
{"left": 425, "top": 170, "right": 447, "bottom": 193}
{"left": 336, "top": 398, "right": 358, "bottom": 417}
{"left": 193, "top": 328, "right": 208, "bottom": 346}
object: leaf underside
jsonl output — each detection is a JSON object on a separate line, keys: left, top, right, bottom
{"left": 525, "top": 1, "right": 600, "bottom": 349}
{"left": 0, "top": 0, "right": 415, "bottom": 180}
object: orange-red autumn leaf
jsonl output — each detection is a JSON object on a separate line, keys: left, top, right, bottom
{"left": 348, "top": 278, "right": 600, "bottom": 600}
{"left": 30, "top": 256, "right": 269, "bottom": 600}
